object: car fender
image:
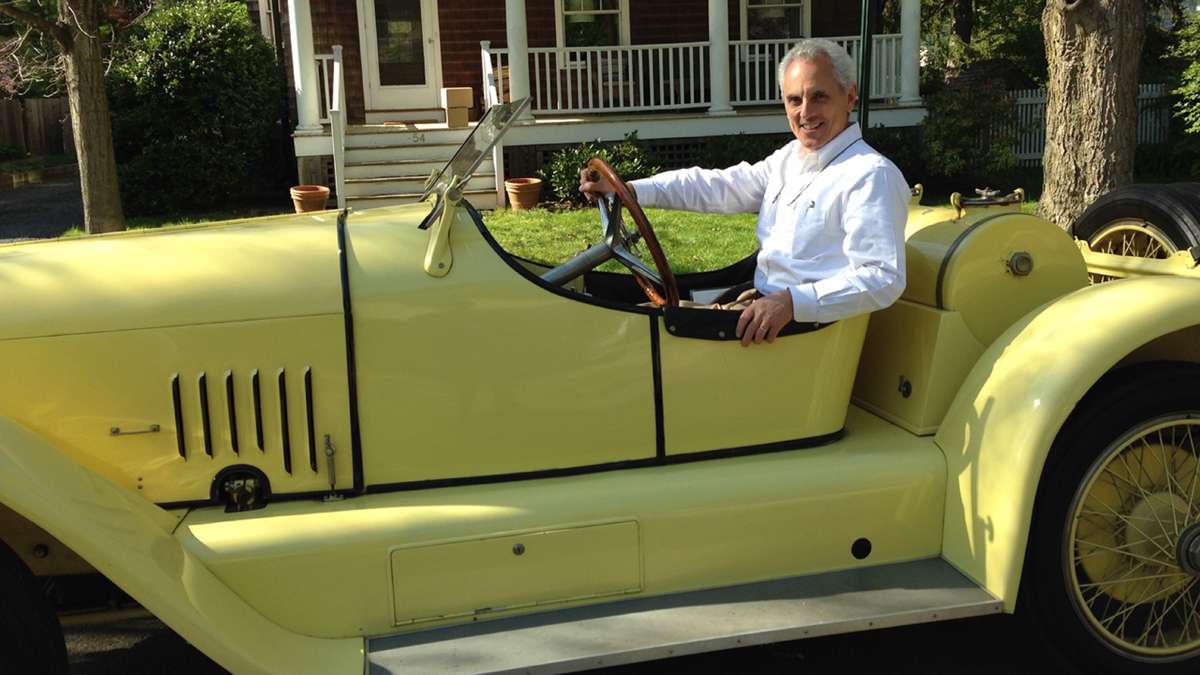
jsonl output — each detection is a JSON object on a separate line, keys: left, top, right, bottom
{"left": 0, "top": 417, "right": 362, "bottom": 675}
{"left": 935, "top": 275, "right": 1200, "bottom": 611}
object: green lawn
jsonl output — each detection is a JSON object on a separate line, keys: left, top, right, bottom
{"left": 484, "top": 207, "right": 760, "bottom": 274}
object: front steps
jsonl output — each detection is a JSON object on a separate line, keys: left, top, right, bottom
{"left": 342, "top": 122, "right": 502, "bottom": 211}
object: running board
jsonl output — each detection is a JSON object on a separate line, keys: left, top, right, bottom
{"left": 367, "top": 558, "right": 1001, "bottom": 674}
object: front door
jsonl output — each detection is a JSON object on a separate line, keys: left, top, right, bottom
{"left": 358, "top": 0, "right": 442, "bottom": 110}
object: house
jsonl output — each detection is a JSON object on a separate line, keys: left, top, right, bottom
{"left": 254, "top": 0, "right": 923, "bottom": 209}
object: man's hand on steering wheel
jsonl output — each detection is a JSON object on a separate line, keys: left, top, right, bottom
{"left": 579, "top": 168, "right": 631, "bottom": 204}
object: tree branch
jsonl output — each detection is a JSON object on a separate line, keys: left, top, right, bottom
{"left": 0, "top": 3, "right": 70, "bottom": 49}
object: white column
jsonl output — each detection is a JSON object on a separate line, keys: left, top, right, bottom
{"left": 899, "top": 0, "right": 921, "bottom": 105}
{"left": 707, "top": 0, "right": 732, "bottom": 114}
{"left": 288, "top": 0, "right": 322, "bottom": 130}
{"left": 505, "top": 0, "right": 532, "bottom": 116}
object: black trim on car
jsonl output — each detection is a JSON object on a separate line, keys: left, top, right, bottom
{"left": 304, "top": 368, "right": 317, "bottom": 473}
{"left": 225, "top": 371, "right": 239, "bottom": 455}
{"left": 649, "top": 315, "right": 665, "bottom": 459}
{"left": 662, "top": 305, "right": 830, "bottom": 341}
{"left": 198, "top": 373, "right": 213, "bottom": 457}
{"left": 171, "top": 374, "right": 185, "bottom": 459}
{"left": 157, "top": 487, "right": 358, "bottom": 512}
{"left": 361, "top": 428, "right": 845, "bottom": 495}
{"left": 336, "top": 210, "right": 366, "bottom": 493}
{"left": 251, "top": 369, "right": 264, "bottom": 452}
{"left": 278, "top": 368, "right": 291, "bottom": 475}
{"left": 935, "top": 213, "right": 1012, "bottom": 309}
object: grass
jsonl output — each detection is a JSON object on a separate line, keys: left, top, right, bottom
{"left": 484, "top": 207, "right": 759, "bottom": 274}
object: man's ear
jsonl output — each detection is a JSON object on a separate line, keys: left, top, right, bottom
{"left": 847, "top": 83, "right": 859, "bottom": 108}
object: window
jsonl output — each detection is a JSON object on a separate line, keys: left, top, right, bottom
{"left": 740, "top": 0, "right": 809, "bottom": 41}
{"left": 555, "top": 0, "right": 630, "bottom": 50}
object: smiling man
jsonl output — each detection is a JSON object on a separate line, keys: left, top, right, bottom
{"left": 580, "top": 38, "right": 909, "bottom": 346}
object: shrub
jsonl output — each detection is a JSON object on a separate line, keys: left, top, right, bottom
{"left": 108, "top": 0, "right": 283, "bottom": 215}
{"left": 696, "top": 133, "right": 788, "bottom": 169}
{"left": 920, "top": 78, "right": 1018, "bottom": 185}
{"left": 1171, "top": 11, "right": 1200, "bottom": 136}
{"left": 541, "top": 132, "right": 660, "bottom": 206}
{"left": 0, "top": 142, "right": 24, "bottom": 162}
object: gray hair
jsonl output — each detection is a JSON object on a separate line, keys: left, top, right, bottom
{"left": 777, "top": 38, "right": 858, "bottom": 93}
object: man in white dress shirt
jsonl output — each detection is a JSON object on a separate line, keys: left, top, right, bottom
{"left": 580, "top": 38, "right": 909, "bottom": 347}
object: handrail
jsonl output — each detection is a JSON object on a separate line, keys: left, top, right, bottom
{"left": 329, "top": 45, "right": 347, "bottom": 210}
{"left": 315, "top": 54, "right": 333, "bottom": 123}
{"left": 481, "top": 40, "right": 502, "bottom": 110}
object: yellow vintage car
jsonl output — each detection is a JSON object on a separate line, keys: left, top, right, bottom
{"left": 3, "top": 100, "right": 1200, "bottom": 675}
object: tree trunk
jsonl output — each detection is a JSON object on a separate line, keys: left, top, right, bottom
{"left": 61, "top": 0, "right": 125, "bottom": 233}
{"left": 1039, "top": 0, "right": 1145, "bottom": 229}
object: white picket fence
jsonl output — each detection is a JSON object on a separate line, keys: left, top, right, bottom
{"left": 1007, "top": 84, "right": 1171, "bottom": 166}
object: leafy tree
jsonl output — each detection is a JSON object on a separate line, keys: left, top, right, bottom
{"left": 0, "top": 0, "right": 149, "bottom": 232}
{"left": 1172, "top": 10, "right": 1200, "bottom": 135}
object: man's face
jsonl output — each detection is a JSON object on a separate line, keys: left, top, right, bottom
{"left": 782, "top": 55, "right": 857, "bottom": 153}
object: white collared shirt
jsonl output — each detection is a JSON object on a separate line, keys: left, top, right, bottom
{"left": 630, "top": 124, "right": 909, "bottom": 323}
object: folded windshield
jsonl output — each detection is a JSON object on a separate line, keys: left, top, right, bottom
{"left": 422, "top": 97, "right": 531, "bottom": 202}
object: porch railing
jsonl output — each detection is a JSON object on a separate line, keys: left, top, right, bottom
{"left": 730, "top": 34, "right": 902, "bottom": 105}
{"left": 316, "top": 53, "right": 334, "bottom": 124}
{"left": 482, "top": 34, "right": 903, "bottom": 116}
{"left": 329, "top": 45, "right": 347, "bottom": 209}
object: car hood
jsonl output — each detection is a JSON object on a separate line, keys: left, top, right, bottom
{"left": 0, "top": 212, "right": 345, "bottom": 341}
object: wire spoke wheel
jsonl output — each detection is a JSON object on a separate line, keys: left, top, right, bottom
{"left": 1067, "top": 415, "right": 1200, "bottom": 657}
{"left": 1087, "top": 220, "right": 1180, "bottom": 284}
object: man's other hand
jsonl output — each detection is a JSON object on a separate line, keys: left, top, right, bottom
{"left": 735, "top": 290, "right": 793, "bottom": 347}
{"left": 579, "top": 168, "right": 618, "bottom": 204}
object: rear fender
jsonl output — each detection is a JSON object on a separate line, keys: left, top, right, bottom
{"left": 935, "top": 276, "right": 1200, "bottom": 610}
{"left": 0, "top": 418, "right": 362, "bottom": 675}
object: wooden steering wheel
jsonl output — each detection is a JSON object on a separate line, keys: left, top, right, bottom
{"left": 588, "top": 158, "right": 680, "bottom": 307}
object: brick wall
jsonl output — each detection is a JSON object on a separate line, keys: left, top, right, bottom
{"left": 311, "top": 0, "right": 367, "bottom": 123}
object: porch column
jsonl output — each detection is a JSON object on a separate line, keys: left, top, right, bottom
{"left": 505, "top": 0, "right": 533, "bottom": 116}
{"left": 288, "top": 0, "right": 322, "bottom": 130}
{"left": 707, "top": 0, "right": 733, "bottom": 114}
{"left": 899, "top": 0, "right": 921, "bottom": 105}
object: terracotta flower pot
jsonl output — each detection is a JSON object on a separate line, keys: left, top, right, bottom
{"left": 504, "top": 177, "right": 542, "bottom": 210}
{"left": 290, "top": 185, "right": 331, "bottom": 213}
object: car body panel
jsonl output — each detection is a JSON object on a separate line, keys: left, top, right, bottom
{"left": 936, "top": 275, "right": 1200, "bottom": 610}
{"left": 346, "top": 204, "right": 658, "bottom": 485}
{"left": 0, "top": 417, "right": 363, "bottom": 675}
{"left": 176, "top": 405, "right": 946, "bottom": 640}
{"left": 657, "top": 314, "right": 869, "bottom": 454}
{"left": 0, "top": 214, "right": 343, "bottom": 341}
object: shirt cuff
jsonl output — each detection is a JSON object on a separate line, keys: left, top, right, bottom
{"left": 788, "top": 284, "right": 819, "bottom": 323}
{"left": 628, "top": 179, "right": 656, "bottom": 208}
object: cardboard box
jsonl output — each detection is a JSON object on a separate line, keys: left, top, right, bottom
{"left": 446, "top": 107, "right": 470, "bottom": 129}
{"left": 441, "top": 87, "right": 473, "bottom": 110}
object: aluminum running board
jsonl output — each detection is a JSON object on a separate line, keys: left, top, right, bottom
{"left": 367, "top": 558, "right": 1002, "bottom": 674}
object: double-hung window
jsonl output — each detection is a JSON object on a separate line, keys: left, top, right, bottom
{"left": 555, "top": 0, "right": 630, "bottom": 63}
{"left": 740, "top": 0, "right": 809, "bottom": 41}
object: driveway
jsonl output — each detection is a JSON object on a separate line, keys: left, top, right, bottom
{"left": 0, "top": 176, "right": 84, "bottom": 241}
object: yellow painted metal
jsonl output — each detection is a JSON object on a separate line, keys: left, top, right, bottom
{"left": 346, "top": 205, "right": 657, "bottom": 484}
{"left": 0, "top": 315, "right": 354, "bottom": 503}
{"left": 423, "top": 182, "right": 460, "bottom": 277}
{"left": 1079, "top": 241, "right": 1200, "bottom": 281}
{"left": 0, "top": 418, "right": 363, "bottom": 675}
{"left": 177, "top": 405, "right": 945, "bottom": 639}
{"left": 935, "top": 275, "right": 1200, "bottom": 611}
{"left": 390, "top": 521, "right": 642, "bottom": 625}
{"left": 853, "top": 300, "right": 986, "bottom": 435}
{"left": 657, "top": 315, "right": 869, "bottom": 455}
{"left": 0, "top": 213, "right": 342, "bottom": 342}
{"left": 900, "top": 211, "right": 1088, "bottom": 346}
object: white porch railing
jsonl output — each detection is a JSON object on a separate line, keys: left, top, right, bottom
{"left": 316, "top": 53, "right": 334, "bottom": 124}
{"left": 730, "top": 34, "right": 902, "bottom": 105}
{"left": 481, "top": 34, "right": 903, "bottom": 116}
{"left": 1006, "top": 83, "right": 1171, "bottom": 166}
{"left": 481, "top": 41, "right": 507, "bottom": 206}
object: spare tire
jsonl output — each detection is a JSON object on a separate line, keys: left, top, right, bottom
{"left": 1071, "top": 184, "right": 1200, "bottom": 259}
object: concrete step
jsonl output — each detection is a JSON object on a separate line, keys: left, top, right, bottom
{"left": 364, "top": 109, "right": 446, "bottom": 124}
{"left": 345, "top": 158, "right": 494, "bottom": 180}
{"left": 367, "top": 558, "right": 1001, "bottom": 674}
{"left": 348, "top": 188, "right": 500, "bottom": 211}
{"left": 343, "top": 173, "right": 496, "bottom": 198}
{"left": 345, "top": 126, "right": 475, "bottom": 149}
{"left": 344, "top": 143, "right": 468, "bottom": 164}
